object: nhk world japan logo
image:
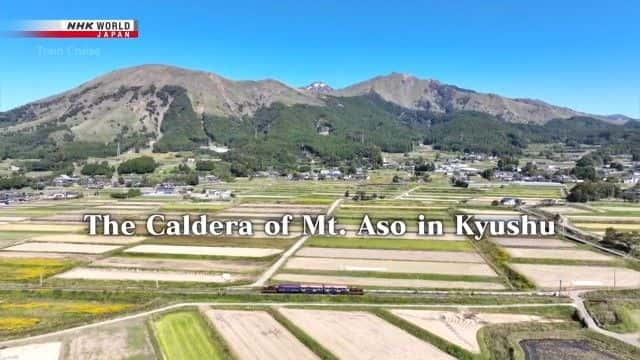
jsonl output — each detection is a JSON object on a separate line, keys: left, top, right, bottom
{"left": 17, "top": 20, "right": 138, "bottom": 38}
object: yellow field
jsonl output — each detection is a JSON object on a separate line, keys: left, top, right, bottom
{"left": 0, "top": 317, "right": 40, "bottom": 331}
{"left": 0, "top": 258, "right": 75, "bottom": 281}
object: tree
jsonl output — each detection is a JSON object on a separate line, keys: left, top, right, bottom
{"left": 571, "top": 165, "right": 597, "bottom": 181}
{"left": 521, "top": 162, "right": 538, "bottom": 177}
{"left": 497, "top": 156, "right": 519, "bottom": 171}
{"left": 481, "top": 168, "right": 495, "bottom": 180}
{"left": 118, "top": 156, "right": 157, "bottom": 174}
{"left": 195, "top": 160, "right": 216, "bottom": 172}
{"left": 601, "top": 228, "right": 640, "bottom": 257}
{"left": 567, "top": 182, "right": 620, "bottom": 202}
{"left": 81, "top": 161, "right": 114, "bottom": 177}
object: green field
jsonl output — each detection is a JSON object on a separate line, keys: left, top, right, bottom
{"left": 151, "top": 310, "right": 227, "bottom": 360}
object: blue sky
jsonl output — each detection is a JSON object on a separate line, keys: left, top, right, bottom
{"left": 1, "top": 0, "right": 639, "bottom": 117}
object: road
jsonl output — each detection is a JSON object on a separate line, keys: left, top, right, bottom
{"left": 251, "top": 198, "right": 343, "bottom": 287}
{"left": 393, "top": 185, "right": 420, "bottom": 200}
{"left": 569, "top": 291, "right": 640, "bottom": 348}
{"left": 0, "top": 300, "right": 572, "bottom": 348}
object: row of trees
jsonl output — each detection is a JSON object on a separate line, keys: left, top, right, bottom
{"left": 566, "top": 182, "right": 620, "bottom": 202}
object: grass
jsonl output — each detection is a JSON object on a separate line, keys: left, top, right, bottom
{"left": 306, "top": 236, "right": 473, "bottom": 251}
{"left": 150, "top": 310, "right": 230, "bottom": 360}
{"left": 472, "top": 239, "right": 536, "bottom": 290}
{"left": 585, "top": 299, "right": 640, "bottom": 333}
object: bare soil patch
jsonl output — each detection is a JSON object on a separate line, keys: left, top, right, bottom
{"left": 92, "top": 256, "right": 264, "bottom": 273}
{"left": 509, "top": 263, "right": 640, "bottom": 289}
{"left": 504, "top": 248, "right": 612, "bottom": 261}
{"left": 64, "top": 318, "right": 156, "bottom": 360}
{"left": 391, "top": 309, "right": 554, "bottom": 353}
{"left": 0, "top": 223, "right": 84, "bottom": 232}
{"left": 0, "top": 342, "right": 62, "bottom": 360}
{"left": 296, "top": 247, "right": 484, "bottom": 263}
{"left": 124, "top": 244, "right": 281, "bottom": 258}
{"left": 279, "top": 308, "right": 455, "bottom": 360}
{"left": 492, "top": 237, "right": 576, "bottom": 248}
{"left": 31, "top": 234, "right": 145, "bottom": 245}
{"left": 204, "top": 309, "right": 318, "bottom": 360}
{"left": 4, "top": 242, "right": 121, "bottom": 254}
{"left": 272, "top": 273, "right": 504, "bottom": 290}
{"left": 55, "top": 267, "right": 247, "bottom": 283}
{"left": 285, "top": 257, "right": 497, "bottom": 276}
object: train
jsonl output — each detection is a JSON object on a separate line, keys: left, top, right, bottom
{"left": 262, "top": 283, "right": 364, "bottom": 295}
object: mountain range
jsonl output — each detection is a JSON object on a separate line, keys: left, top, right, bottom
{"left": 0, "top": 64, "right": 637, "bottom": 169}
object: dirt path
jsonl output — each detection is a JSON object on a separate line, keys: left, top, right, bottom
{"left": 251, "top": 198, "right": 343, "bottom": 287}
{"left": 569, "top": 291, "right": 640, "bottom": 348}
{"left": 393, "top": 185, "right": 420, "bottom": 200}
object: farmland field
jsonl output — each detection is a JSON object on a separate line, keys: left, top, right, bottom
{"left": 279, "top": 308, "right": 455, "bottom": 360}
{"left": 124, "top": 244, "right": 282, "bottom": 258}
{"left": 151, "top": 311, "right": 227, "bottom": 360}
{"left": 390, "top": 309, "right": 555, "bottom": 353}
{"left": 306, "top": 237, "right": 472, "bottom": 250}
{"left": 272, "top": 273, "right": 505, "bottom": 290}
{"left": 509, "top": 264, "right": 640, "bottom": 289}
{"left": 0, "top": 257, "right": 76, "bottom": 282}
{"left": 4, "top": 242, "right": 121, "bottom": 254}
{"left": 284, "top": 257, "right": 498, "bottom": 276}
{"left": 204, "top": 309, "right": 318, "bottom": 360}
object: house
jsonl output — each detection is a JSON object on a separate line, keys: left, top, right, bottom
{"left": 46, "top": 191, "right": 81, "bottom": 200}
{"left": 152, "top": 183, "right": 175, "bottom": 195}
{"left": 53, "top": 174, "right": 80, "bottom": 187}
{"left": 623, "top": 172, "right": 640, "bottom": 185}
{"left": 199, "top": 189, "right": 232, "bottom": 200}
{"left": 500, "top": 197, "right": 520, "bottom": 206}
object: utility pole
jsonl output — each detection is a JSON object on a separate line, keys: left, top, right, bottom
{"left": 558, "top": 279, "right": 562, "bottom": 296}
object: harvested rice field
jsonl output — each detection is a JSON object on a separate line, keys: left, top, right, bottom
{"left": 390, "top": 309, "right": 555, "bottom": 353}
{"left": 4, "top": 242, "right": 121, "bottom": 254}
{"left": 62, "top": 318, "right": 156, "bottom": 360}
{"left": 124, "top": 244, "right": 282, "bottom": 258}
{"left": 30, "top": 234, "right": 146, "bottom": 245}
{"left": 540, "top": 206, "right": 590, "bottom": 214}
{"left": 0, "top": 223, "right": 85, "bottom": 232}
{"left": 491, "top": 237, "right": 576, "bottom": 248}
{"left": 91, "top": 256, "right": 265, "bottom": 273}
{"left": 55, "top": 267, "right": 247, "bottom": 283}
{"left": 503, "top": 247, "right": 613, "bottom": 261}
{"left": 271, "top": 273, "right": 505, "bottom": 290}
{"left": 0, "top": 216, "right": 28, "bottom": 222}
{"left": 0, "top": 342, "right": 62, "bottom": 360}
{"left": 278, "top": 308, "right": 455, "bottom": 360}
{"left": 204, "top": 309, "right": 318, "bottom": 360}
{"left": 509, "top": 263, "right": 640, "bottom": 289}
{"left": 295, "top": 247, "right": 485, "bottom": 263}
{"left": 284, "top": 257, "right": 498, "bottom": 276}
